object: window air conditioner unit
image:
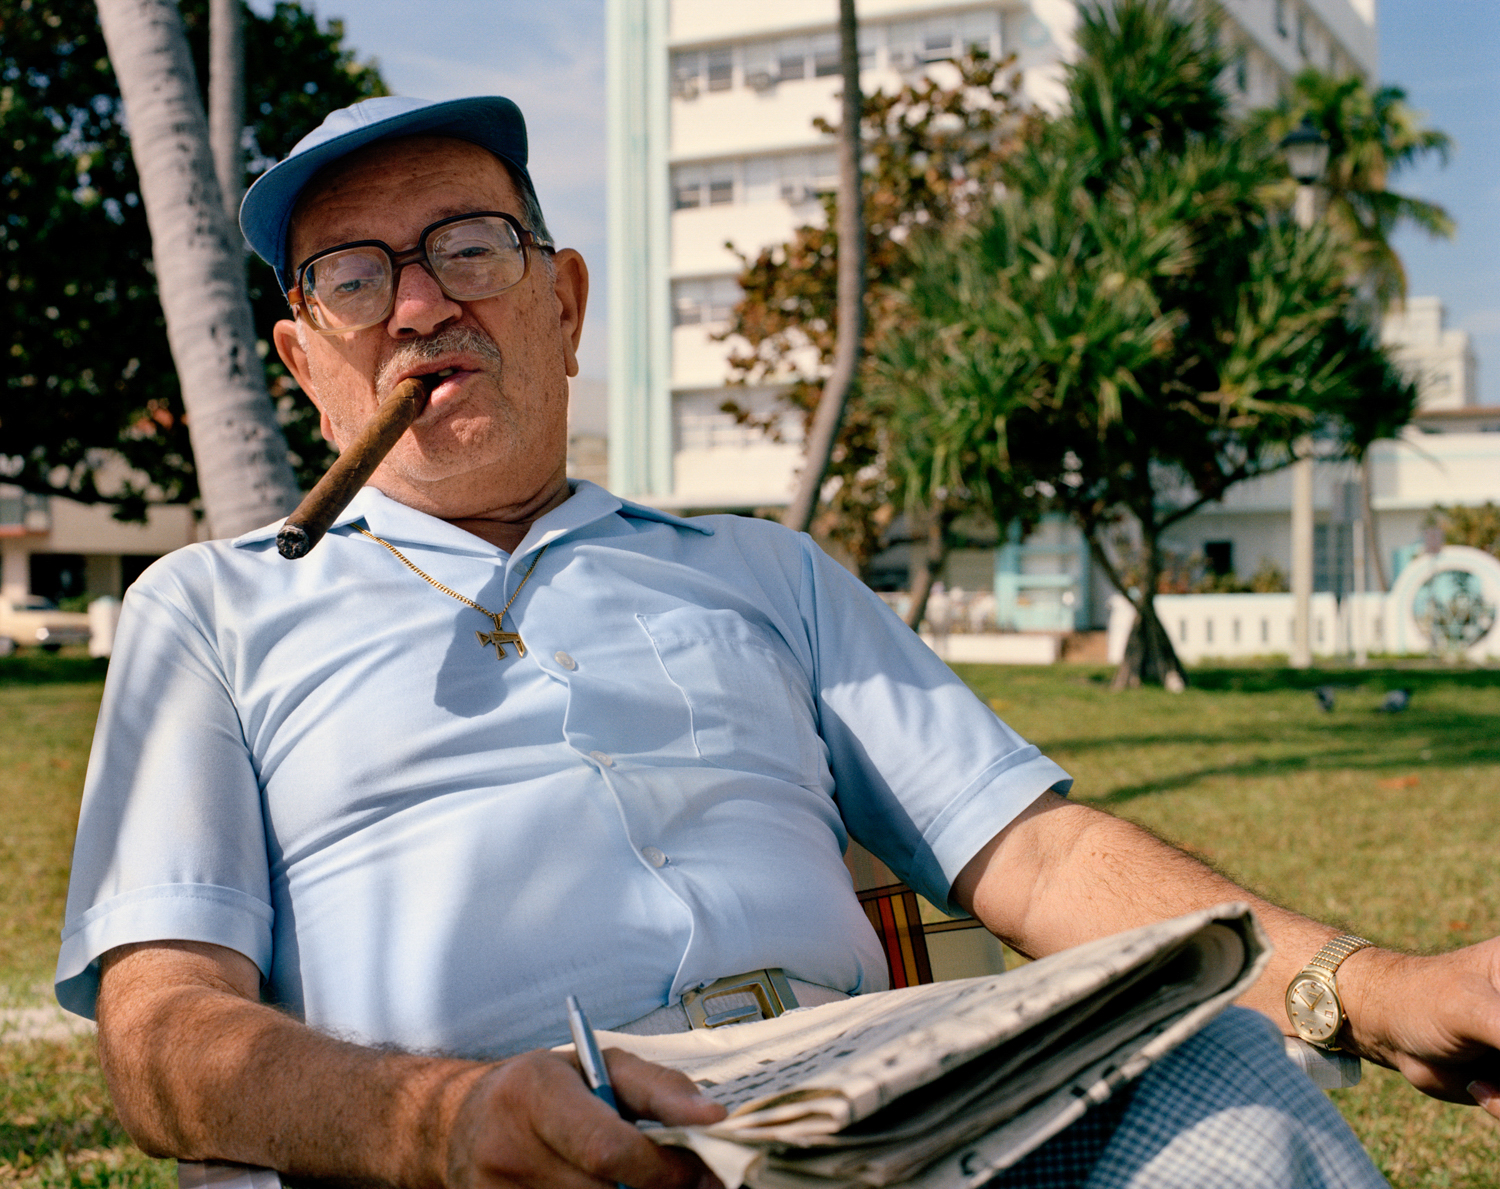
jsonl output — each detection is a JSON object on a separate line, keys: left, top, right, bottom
{"left": 746, "top": 69, "right": 778, "bottom": 92}
{"left": 672, "top": 76, "right": 700, "bottom": 100}
{"left": 781, "top": 182, "right": 814, "bottom": 205}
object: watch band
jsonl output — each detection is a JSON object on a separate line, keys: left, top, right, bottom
{"left": 1305, "top": 933, "right": 1374, "bottom": 976}
{"left": 1288, "top": 934, "right": 1375, "bottom": 1052}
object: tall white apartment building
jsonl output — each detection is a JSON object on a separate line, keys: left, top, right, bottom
{"left": 607, "top": 0, "right": 1376, "bottom": 515}
{"left": 607, "top": 0, "right": 1408, "bottom": 633}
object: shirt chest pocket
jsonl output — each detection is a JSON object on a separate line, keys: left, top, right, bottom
{"left": 637, "top": 608, "right": 826, "bottom": 788}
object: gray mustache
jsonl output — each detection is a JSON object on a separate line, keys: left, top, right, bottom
{"left": 378, "top": 327, "right": 505, "bottom": 390}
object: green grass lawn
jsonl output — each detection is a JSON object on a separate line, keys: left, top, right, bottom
{"left": 957, "top": 661, "right": 1500, "bottom": 1186}
{"left": 2, "top": 653, "right": 1497, "bottom": 1186}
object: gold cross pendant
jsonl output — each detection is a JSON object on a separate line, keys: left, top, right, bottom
{"left": 476, "top": 623, "right": 527, "bottom": 659}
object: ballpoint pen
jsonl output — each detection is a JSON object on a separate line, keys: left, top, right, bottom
{"left": 566, "top": 994, "right": 628, "bottom": 1189}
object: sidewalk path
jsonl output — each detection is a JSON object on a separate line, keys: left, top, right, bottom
{"left": 0, "top": 1002, "right": 96, "bottom": 1044}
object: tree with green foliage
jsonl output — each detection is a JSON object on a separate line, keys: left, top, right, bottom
{"left": 723, "top": 50, "right": 1032, "bottom": 578}
{"left": 1, "top": 0, "right": 385, "bottom": 520}
{"left": 98, "top": 0, "right": 300, "bottom": 537}
{"left": 1250, "top": 69, "right": 1454, "bottom": 592}
{"left": 1248, "top": 68, "right": 1453, "bottom": 309}
{"left": 869, "top": 0, "right": 1418, "bottom": 688}
{"left": 1435, "top": 503, "right": 1500, "bottom": 560}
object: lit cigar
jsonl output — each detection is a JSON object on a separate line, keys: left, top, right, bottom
{"left": 276, "top": 375, "right": 433, "bottom": 559}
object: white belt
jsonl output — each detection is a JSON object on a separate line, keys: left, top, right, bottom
{"left": 613, "top": 968, "right": 849, "bottom": 1036}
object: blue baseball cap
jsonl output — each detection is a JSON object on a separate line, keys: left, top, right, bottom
{"left": 240, "top": 95, "right": 534, "bottom": 293}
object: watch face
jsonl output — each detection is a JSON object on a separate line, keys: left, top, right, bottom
{"left": 1286, "top": 974, "right": 1342, "bottom": 1043}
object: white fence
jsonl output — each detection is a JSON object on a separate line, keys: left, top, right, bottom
{"left": 1107, "top": 545, "right": 1500, "bottom": 664}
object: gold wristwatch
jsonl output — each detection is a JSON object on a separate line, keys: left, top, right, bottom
{"left": 1285, "top": 934, "right": 1373, "bottom": 1051}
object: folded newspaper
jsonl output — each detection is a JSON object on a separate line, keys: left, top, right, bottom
{"left": 591, "top": 903, "right": 1269, "bottom": 1189}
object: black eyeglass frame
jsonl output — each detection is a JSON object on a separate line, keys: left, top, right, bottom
{"left": 287, "top": 210, "right": 556, "bottom": 335}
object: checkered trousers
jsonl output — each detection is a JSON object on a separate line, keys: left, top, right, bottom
{"left": 987, "top": 1007, "right": 1389, "bottom": 1189}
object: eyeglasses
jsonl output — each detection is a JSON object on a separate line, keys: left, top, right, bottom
{"left": 287, "top": 211, "right": 554, "bottom": 334}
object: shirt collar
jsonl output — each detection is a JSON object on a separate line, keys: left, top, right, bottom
{"left": 233, "top": 480, "right": 712, "bottom": 558}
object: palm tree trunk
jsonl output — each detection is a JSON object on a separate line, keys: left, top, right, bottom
{"left": 783, "top": 0, "right": 865, "bottom": 533}
{"left": 209, "top": 0, "right": 246, "bottom": 235}
{"left": 97, "top": 0, "right": 299, "bottom": 538}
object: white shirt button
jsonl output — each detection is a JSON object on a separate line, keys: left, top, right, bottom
{"left": 554, "top": 651, "right": 577, "bottom": 670}
{"left": 589, "top": 750, "right": 614, "bottom": 768}
{"left": 641, "top": 846, "right": 667, "bottom": 868}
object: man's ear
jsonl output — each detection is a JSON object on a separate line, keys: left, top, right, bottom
{"left": 551, "top": 249, "right": 589, "bottom": 379}
{"left": 272, "top": 317, "right": 337, "bottom": 444}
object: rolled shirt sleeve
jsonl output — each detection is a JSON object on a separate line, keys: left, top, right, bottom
{"left": 57, "top": 569, "right": 274, "bottom": 1018}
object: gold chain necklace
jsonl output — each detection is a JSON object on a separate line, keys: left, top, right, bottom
{"left": 354, "top": 525, "right": 548, "bottom": 660}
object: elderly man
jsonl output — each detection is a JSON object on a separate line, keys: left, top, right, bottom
{"left": 59, "top": 96, "right": 1500, "bottom": 1189}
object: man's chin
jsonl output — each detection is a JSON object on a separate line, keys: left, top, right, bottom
{"left": 369, "top": 453, "right": 563, "bottom": 517}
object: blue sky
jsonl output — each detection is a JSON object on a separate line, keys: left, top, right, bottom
{"left": 256, "top": 0, "right": 1497, "bottom": 398}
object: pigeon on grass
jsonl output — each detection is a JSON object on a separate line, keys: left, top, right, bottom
{"left": 1379, "top": 688, "right": 1412, "bottom": 713}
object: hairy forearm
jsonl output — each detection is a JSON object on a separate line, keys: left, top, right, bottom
{"left": 97, "top": 942, "right": 483, "bottom": 1187}
{"left": 956, "top": 794, "right": 1349, "bottom": 1042}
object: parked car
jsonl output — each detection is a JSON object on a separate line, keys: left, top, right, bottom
{"left": 0, "top": 595, "right": 92, "bottom": 655}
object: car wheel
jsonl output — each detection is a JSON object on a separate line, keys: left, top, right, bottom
{"left": 0, "top": 637, "right": 15, "bottom": 657}
{"left": 41, "top": 643, "right": 62, "bottom": 653}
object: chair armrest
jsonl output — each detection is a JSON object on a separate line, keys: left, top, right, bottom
{"left": 177, "top": 1162, "right": 282, "bottom": 1189}
{"left": 1283, "top": 1037, "right": 1362, "bottom": 1089}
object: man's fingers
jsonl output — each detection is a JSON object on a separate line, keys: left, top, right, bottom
{"left": 448, "top": 1048, "right": 726, "bottom": 1189}
{"left": 531, "top": 1058, "right": 712, "bottom": 1189}
{"left": 1469, "top": 1080, "right": 1500, "bottom": 1119}
{"left": 605, "top": 1048, "right": 728, "bottom": 1127}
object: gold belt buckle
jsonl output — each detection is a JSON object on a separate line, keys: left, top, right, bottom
{"left": 682, "top": 968, "right": 800, "bottom": 1029}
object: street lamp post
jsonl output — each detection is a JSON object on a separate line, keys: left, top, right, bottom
{"left": 1281, "top": 118, "right": 1330, "bottom": 669}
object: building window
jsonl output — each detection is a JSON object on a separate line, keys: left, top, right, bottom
{"left": 671, "top": 46, "right": 735, "bottom": 97}
{"left": 811, "top": 31, "right": 841, "bottom": 77}
{"left": 1296, "top": 9, "right": 1308, "bottom": 58}
{"left": 751, "top": 149, "right": 837, "bottom": 205}
{"left": 1204, "top": 540, "right": 1234, "bottom": 576}
{"left": 672, "top": 161, "right": 737, "bottom": 209}
{"left": 1275, "top": 0, "right": 1288, "bottom": 37}
{"left": 778, "top": 38, "right": 808, "bottom": 80}
{"left": 888, "top": 10, "right": 999, "bottom": 70}
{"left": 676, "top": 152, "right": 836, "bottom": 210}
{"left": 671, "top": 51, "right": 702, "bottom": 98}
{"left": 30, "top": 553, "right": 87, "bottom": 604}
{"left": 0, "top": 486, "right": 49, "bottom": 535}
{"left": 676, "top": 11, "right": 998, "bottom": 98}
{"left": 674, "top": 390, "right": 801, "bottom": 451}
{"left": 706, "top": 47, "right": 733, "bottom": 91}
{"left": 672, "top": 276, "right": 742, "bottom": 327}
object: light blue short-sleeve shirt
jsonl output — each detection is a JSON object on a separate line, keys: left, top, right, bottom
{"left": 57, "top": 482, "right": 1070, "bottom": 1057}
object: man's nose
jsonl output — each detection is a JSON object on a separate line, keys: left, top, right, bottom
{"left": 387, "top": 260, "right": 463, "bottom": 338}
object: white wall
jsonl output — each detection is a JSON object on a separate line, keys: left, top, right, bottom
{"left": 1108, "top": 546, "right": 1500, "bottom": 663}
{"left": 1108, "top": 592, "right": 1342, "bottom": 662}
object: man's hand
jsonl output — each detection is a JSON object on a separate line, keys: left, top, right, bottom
{"left": 1343, "top": 939, "right": 1500, "bottom": 1118}
{"left": 448, "top": 1049, "right": 726, "bottom": 1189}
{"left": 97, "top": 941, "right": 726, "bottom": 1188}
{"left": 956, "top": 791, "right": 1500, "bottom": 1119}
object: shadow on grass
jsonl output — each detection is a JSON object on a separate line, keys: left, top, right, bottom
{"left": 1048, "top": 707, "right": 1500, "bottom": 759}
{"left": 1186, "top": 664, "right": 1500, "bottom": 694}
{"left": 1030, "top": 666, "right": 1500, "bottom": 807}
{"left": 0, "top": 654, "right": 109, "bottom": 687}
{"left": 0, "top": 1116, "right": 128, "bottom": 1167}
{"left": 1088, "top": 749, "right": 1464, "bottom": 806}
